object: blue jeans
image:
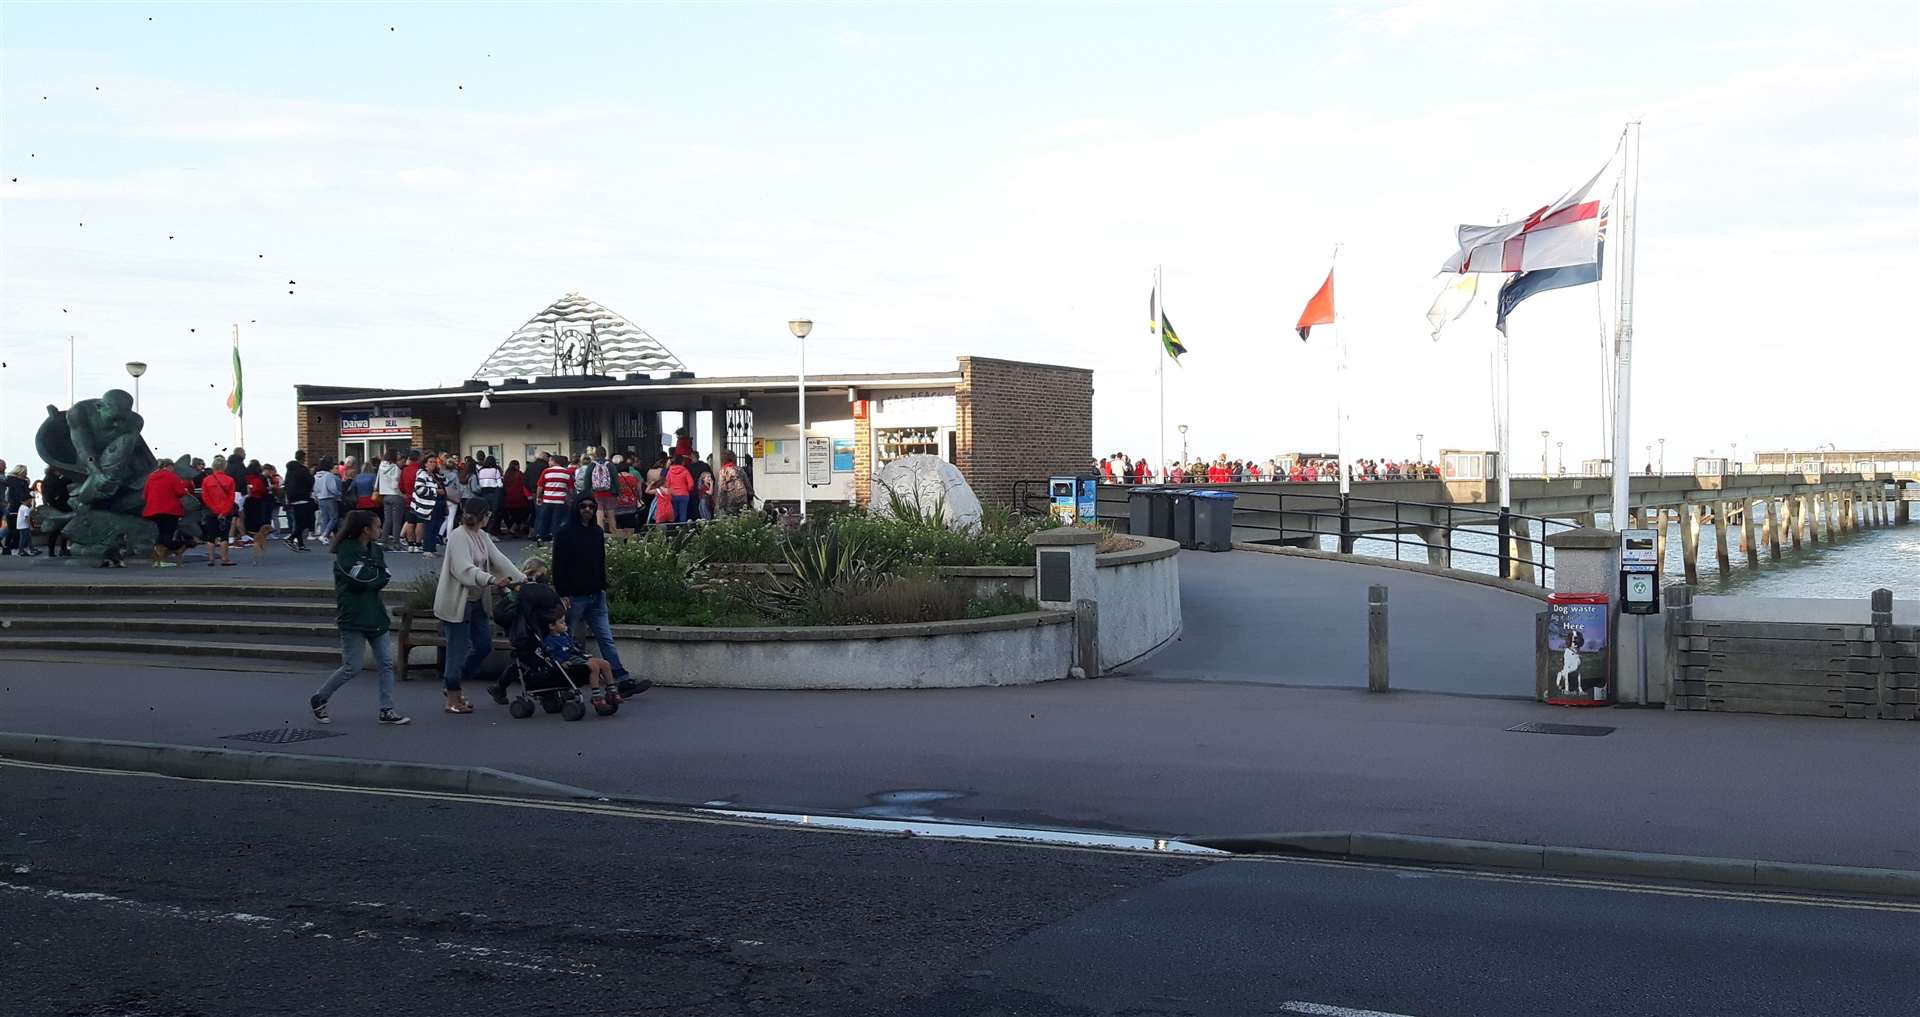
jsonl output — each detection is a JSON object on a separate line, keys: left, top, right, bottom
{"left": 670, "top": 495, "right": 689, "bottom": 523}
{"left": 536, "top": 502, "right": 564, "bottom": 540}
{"left": 567, "top": 591, "right": 627, "bottom": 679}
{"left": 314, "top": 630, "right": 396, "bottom": 712}
{"left": 423, "top": 501, "right": 447, "bottom": 554}
{"left": 441, "top": 599, "right": 492, "bottom": 691}
{"left": 316, "top": 499, "right": 339, "bottom": 538}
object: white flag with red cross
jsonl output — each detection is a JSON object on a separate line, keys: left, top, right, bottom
{"left": 1440, "top": 162, "right": 1611, "bottom": 275}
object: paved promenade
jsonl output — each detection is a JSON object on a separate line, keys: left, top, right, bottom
{"left": 4, "top": 661, "right": 1915, "bottom": 870}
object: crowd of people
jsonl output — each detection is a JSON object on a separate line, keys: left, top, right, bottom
{"left": 0, "top": 428, "right": 760, "bottom": 564}
{"left": 1094, "top": 453, "right": 1443, "bottom": 485}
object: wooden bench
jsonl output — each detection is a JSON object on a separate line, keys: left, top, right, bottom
{"left": 394, "top": 608, "right": 511, "bottom": 680}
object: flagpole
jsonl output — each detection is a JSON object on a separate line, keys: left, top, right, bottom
{"left": 1156, "top": 264, "right": 1165, "bottom": 482}
{"left": 1609, "top": 121, "right": 1640, "bottom": 531}
{"left": 1332, "top": 245, "right": 1348, "bottom": 498}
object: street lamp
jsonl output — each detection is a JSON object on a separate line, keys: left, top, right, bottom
{"left": 1177, "top": 424, "right": 1189, "bottom": 465}
{"left": 1730, "top": 442, "right": 1739, "bottom": 474}
{"left": 789, "top": 319, "right": 813, "bottom": 521}
{"left": 1415, "top": 433, "right": 1424, "bottom": 463}
{"left": 1540, "top": 430, "right": 1550, "bottom": 477}
{"left": 124, "top": 361, "right": 147, "bottom": 413}
{"left": 1658, "top": 437, "right": 1665, "bottom": 475}
{"left": 1556, "top": 440, "right": 1564, "bottom": 475}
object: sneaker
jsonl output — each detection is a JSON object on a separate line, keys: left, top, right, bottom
{"left": 378, "top": 709, "right": 412, "bottom": 726}
{"left": 615, "top": 677, "right": 652, "bottom": 698}
{"left": 485, "top": 682, "right": 509, "bottom": 706}
{"left": 310, "top": 695, "right": 331, "bottom": 724}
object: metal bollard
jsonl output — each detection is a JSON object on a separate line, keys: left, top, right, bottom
{"left": 1367, "top": 584, "right": 1389, "bottom": 693}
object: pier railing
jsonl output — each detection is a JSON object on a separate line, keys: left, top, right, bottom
{"left": 1013, "top": 481, "right": 1567, "bottom": 582}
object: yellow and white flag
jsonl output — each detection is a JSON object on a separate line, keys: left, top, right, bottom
{"left": 1425, "top": 273, "right": 1478, "bottom": 340}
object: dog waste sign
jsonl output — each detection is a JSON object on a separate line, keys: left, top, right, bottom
{"left": 1546, "top": 593, "right": 1612, "bottom": 706}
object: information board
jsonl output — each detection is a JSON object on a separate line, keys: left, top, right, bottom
{"left": 806, "top": 436, "right": 832, "bottom": 487}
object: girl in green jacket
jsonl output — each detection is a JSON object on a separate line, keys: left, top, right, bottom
{"left": 309, "top": 510, "right": 411, "bottom": 726}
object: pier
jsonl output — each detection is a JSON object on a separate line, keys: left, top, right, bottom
{"left": 1094, "top": 469, "right": 1913, "bottom": 584}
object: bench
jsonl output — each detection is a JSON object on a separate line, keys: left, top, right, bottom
{"left": 394, "top": 608, "right": 511, "bottom": 680}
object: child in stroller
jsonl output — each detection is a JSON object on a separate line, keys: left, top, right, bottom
{"left": 490, "top": 562, "right": 621, "bottom": 720}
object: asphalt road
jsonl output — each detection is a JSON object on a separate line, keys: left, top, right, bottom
{"left": 5, "top": 762, "right": 1915, "bottom": 1017}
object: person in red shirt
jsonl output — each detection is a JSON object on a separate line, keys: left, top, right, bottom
{"left": 400, "top": 452, "right": 421, "bottom": 503}
{"left": 199, "top": 456, "right": 238, "bottom": 566}
{"left": 501, "top": 460, "right": 531, "bottom": 537}
{"left": 142, "top": 462, "right": 193, "bottom": 567}
{"left": 535, "top": 454, "right": 575, "bottom": 544}
{"left": 1206, "top": 460, "right": 1230, "bottom": 485}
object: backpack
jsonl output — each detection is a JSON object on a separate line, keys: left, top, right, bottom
{"left": 591, "top": 460, "right": 612, "bottom": 493}
{"left": 718, "top": 466, "right": 752, "bottom": 509}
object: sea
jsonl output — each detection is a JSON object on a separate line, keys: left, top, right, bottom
{"left": 1340, "top": 512, "right": 1919, "bottom": 602}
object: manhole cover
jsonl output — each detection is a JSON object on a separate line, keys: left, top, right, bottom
{"left": 1506, "top": 722, "right": 1615, "bottom": 737}
{"left": 221, "top": 728, "right": 344, "bottom": 745}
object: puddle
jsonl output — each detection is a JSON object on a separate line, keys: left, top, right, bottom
{"left": 852, "top": 789, "right": 970, "bottom": 818}
{"left": 698, "top": 807, "right": 1226, "bottom": 857}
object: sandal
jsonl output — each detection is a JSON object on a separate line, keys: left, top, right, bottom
{"left": 443, "top": 700, "right": 474, "bottom": 714}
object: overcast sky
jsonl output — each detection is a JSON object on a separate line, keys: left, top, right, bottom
{"left": 2, "top": 1, "right": 1915, "bottom": 471}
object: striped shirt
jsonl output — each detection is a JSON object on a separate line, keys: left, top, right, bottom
{"left": 409, "top": 470, "right": 440, "bottom": 517}
{"left": 538, "top": 466, "right": 575, "bottom": 505}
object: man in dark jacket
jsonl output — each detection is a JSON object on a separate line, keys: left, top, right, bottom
{"left": 283, "top": 455, "right": 315, "bottom": 550}
{"left": 551, "top": 494, "right": 646, "bottom": 697}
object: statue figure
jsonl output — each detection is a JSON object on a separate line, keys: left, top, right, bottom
{"left": 33, "top": 389, "right": 184, "bottom": 555}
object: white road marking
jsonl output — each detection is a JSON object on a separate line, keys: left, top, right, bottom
{"left": 5, "top": 756, "right": 1916, "bottom": 915}
{"left": 0, "top": 879, "right": 595, "bottom": 978}
{"left": 1282, "top": 1002, "right": 1422, "bottom": 1017}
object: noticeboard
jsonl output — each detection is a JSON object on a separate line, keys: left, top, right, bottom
{"left": 806, "top": 436, "right": 832, "bottom": 487}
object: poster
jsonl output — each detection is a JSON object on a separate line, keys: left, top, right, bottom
{"left": 806, "top": 436, "right": 832, "bottom": 487}
{"left": 831, "top": 439, "right": 855, "bottom": 473}
{"left": 762, "top": 438, "right": 798, "bottom": 474}
{"left": 1546, "top": 594, "right": 1611, "bottom": 705}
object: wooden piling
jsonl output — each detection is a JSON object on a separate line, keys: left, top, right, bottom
{"left": 1680, "top": 503, "right": 1701, "bottom": 584}
{"left": 1764, "top": 498, "right": 1781, "bottom": 560}
{"left": 1655, "top": 507, "right": 1670, "bottom": 574}
{"left": 1789, "top": 495, "right": 1804, "bottom": 549}
{"left": 1741, "top": 498, "right": 1760, "bottom": 569}
{"left": 1714, "top": 500, "right": 1732, "bottom": 571}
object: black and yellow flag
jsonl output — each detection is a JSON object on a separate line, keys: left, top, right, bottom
{"left": 1151, "top": 289, "right": 1187, "bottom": 362}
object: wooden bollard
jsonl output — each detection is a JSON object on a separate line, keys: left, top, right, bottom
{"left": 1367, "top": 584, "right": 1389, "bottom": 693}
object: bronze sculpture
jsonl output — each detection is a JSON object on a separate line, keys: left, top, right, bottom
{"left": 34, "top": 389, "right": 201, "bottom": 555}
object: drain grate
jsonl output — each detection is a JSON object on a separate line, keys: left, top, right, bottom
{"left": 221, "top": 727, "right": 344, "bottom": 745}
{"left": 1507, "top": 721, "right": 1615, "bottom": 737}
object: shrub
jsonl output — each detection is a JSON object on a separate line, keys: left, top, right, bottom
{"left": 403, "top": 570, "right": 438, "bottom": 612}
{"left": 688, "top": 513, "right": 783, "bottom": 564}
{"left": 964, "top": 591, "right": 1040, "bottom": 619}
{"left": 795, "top": 576, "right": 971, "bottom": 626}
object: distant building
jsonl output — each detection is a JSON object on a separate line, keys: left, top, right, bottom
{"left": 1750, "top": 449, "right": 1920, "bottom": 475}
{"left": 293, "top": 292, "right": 1092, "bottom": 508}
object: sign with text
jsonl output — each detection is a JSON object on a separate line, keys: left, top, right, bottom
{"left": 339, "top": 411, "right": 414, "bottom": 438}
{"left": 806, "top": 436, "right": 832, "bottom": 487}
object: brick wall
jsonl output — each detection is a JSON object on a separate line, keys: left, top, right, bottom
{"left": 853, "top": 404, "right": 873, "bottom": 506}
{"left": 954, "top": 356, "right": 1093, "bottom": 508}
{"left": 415, "top": 404, "right": 463, "bottom": 457}
{"left": 295, "top": 407, "right": 338, "bottom": 465}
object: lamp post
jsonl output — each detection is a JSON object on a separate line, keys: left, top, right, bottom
{"left": 789, "top": 319, "right": 813, "bottom": 521}
{"left": 1730, "top": 441, "right": 1739, "bottom": 474}
{"left": 1177, "top": 424, "right": 1188, "bottom": 466}
{"left": 1540, "top": 430, "right": 1550, "bottom": 477}
{"left": 1556, "top": 440, "right": 1564, "bottom": 475}
{"left": 124, "top": 361, "right": 147, "bottom": 413}
{"left": 1658, "top": 437, "right": 1665, "bottom": 475}
{"left": 1415, "top": 433, "right": 1424, "bottom": 464}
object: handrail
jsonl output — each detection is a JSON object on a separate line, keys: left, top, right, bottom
{"left": 1013, "top": 480, "right": 1566, "bottom": 581}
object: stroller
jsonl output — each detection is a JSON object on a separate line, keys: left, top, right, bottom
{"left": 494, "top": 583, "right": 618, "bottom": 722}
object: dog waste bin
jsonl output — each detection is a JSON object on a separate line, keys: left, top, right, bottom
{"left": 1190, "top": 490, "right": 1237, "bottom": 552}
{"left": 1168, "top": 490, "right": 1196, "bottom": 548}
{"left": 1128, "top": 487, "right": 1159, "bottom": 536}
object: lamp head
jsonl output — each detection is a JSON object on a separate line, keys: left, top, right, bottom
{"left": 478, "top": 391, "right": 492, "bottom": 409}
{"left": 788, "top": 319, "right": 813, "bottom": 339}
{"left": 125, "top": 361, "right": 148, "bottom": 378}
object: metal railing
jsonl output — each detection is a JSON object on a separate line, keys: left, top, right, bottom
{"left": 1014, "top": 480, "right": 1567, "bottom": 582}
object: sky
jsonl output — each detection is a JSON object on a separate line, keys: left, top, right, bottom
{"left": 2, "top": 1, "right": 1916, "bottom": 473}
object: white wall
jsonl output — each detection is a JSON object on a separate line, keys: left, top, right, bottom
{"left": 751, "top": 392, "right": 858, "bottom": 505}
{"left": 459, "top": 402, "right": 570, "bottom": 465}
